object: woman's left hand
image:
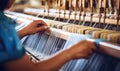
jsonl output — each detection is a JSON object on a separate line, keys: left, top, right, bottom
{"left": 17, "top": 20, "right": 48, "bottom": 38}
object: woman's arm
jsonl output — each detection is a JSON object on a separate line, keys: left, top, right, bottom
{"left": 5, "top": 40, "right": 96, "bottom": 71}
{"left": 5, "top": 50, "right": 71, "bottom": 71}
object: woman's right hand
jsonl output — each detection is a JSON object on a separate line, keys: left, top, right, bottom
{"left": 67, "top": 40, "right": 96, "bottom": 59}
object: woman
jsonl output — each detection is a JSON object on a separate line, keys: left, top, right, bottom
{"left": 0, "top": 0, "right": 96, "bottom": 71}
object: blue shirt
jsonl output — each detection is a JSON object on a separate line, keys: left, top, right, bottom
{"left": 0, "top": 11, "right": 25, "bottom": 71}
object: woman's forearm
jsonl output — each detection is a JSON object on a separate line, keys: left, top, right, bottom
{"left": 5, "top": 49, "right": 73, "bottom": 71}
{"left": 17, "top": 28, "right": 27, "bottom": 39}
{"left": 34, "top": 49, "right": 73, "bottom": 71}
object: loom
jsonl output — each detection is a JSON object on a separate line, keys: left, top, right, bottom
{"left": 5, "top": 0, "right": 120, "bottom": 71}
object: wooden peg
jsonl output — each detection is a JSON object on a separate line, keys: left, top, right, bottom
{"left": 78, "top": 0, "right": 82, "bottom": 25}
{"left": 90, "top": 0, "right": 94, "bottom": 26}
{"left": 69, "top": 0, "right": 72, "bottom": 18}
{"left": 98, "top": 0, "right": 103, "bottom": 28}
{"left": 82, "top": 0, "right": 86, "bottom": 24}
{"left": 116, "top": 0, "right": 120, "bottom": 31}
{"left": 57, "top": 0, "right": 60, "bottom": 20}
{"left": 73, "top": 0, "right": 77, "bottom": 23}
{"left": 43, "top": 0, "right": 47, "bottom": 18}
{"left": 47, "top": 0, "right": 50, "bottom": 17}
{"left": 63, "top": 0, "right": 67, "bottom": 21}
{"left": 103, "top": 0, "right": 107, "bottom": 25}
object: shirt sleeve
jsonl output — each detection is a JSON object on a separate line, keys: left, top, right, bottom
{"left": 0, "top": 17, "right": 25, "bottom": 64}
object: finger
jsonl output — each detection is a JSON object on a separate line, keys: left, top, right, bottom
{"left": 80, "top": 53, "right": 91, "bottom": 59}
{"left": 84, "top": 55, "right": 91, "bottom": 59}
{"left": 41, "top": 20, "right": 48, "bottom": 26}
{"left": 80, "top": 48, "right": 94, "bottom": 59}
{"left": 45, "top": 29, "right": 51, "bottom": 34}
{"left": 34, "top": 21, "right": 43, "bottom": 27}
{"left": 37, "top": 26, "right": 48, "bottom": 32}
{"left": 88, "top": 49, "right": 94, "bottom": 56}
{"left": 84, "top": 51, "right": 93, "bottom": 59}
{"left": 88, "top": 41, "right": 97, "bottom": 51}
{"left": 34, "top": 20, "right": 48, "bottom": 26}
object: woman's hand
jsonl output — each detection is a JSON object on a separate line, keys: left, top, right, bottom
{"left": 67, "top": 40, "right": 96, "bottom": 59}
{"left": 18, "top": 20, "right": 48, "bottom": 38}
